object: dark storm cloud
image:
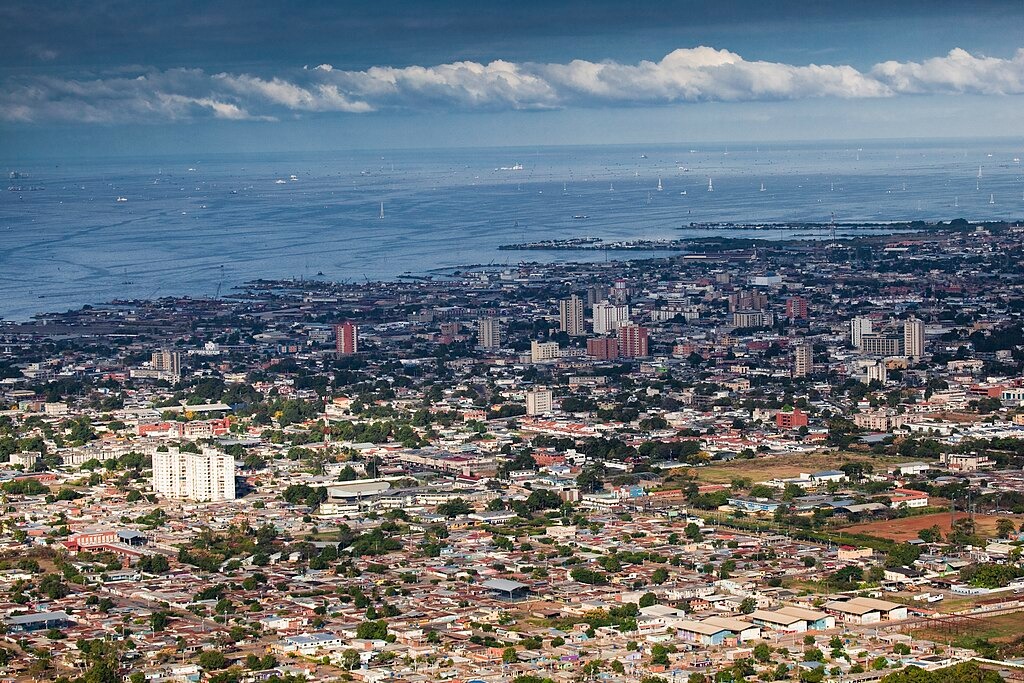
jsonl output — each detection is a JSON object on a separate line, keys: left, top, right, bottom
{"left": 0, "top": 0, "right": 1019, "bottom": 70}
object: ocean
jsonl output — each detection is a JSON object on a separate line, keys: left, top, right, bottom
{"left": 2, "top": 139, "right": 1022, "bottom": 321}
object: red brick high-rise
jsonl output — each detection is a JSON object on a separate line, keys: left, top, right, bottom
{"left": 785, "top": 296, "right": 809, "bottom": 320}
{"left": 334, "top": 322, "right": 358, "bottom": 355}
{"left": 617, "top": 324, "right": 649, "bottom": 358}
{"left": 587, "top": 336, "right": 619, "bottom": 360}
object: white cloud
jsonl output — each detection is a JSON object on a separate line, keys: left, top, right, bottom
{"left": 2, "top": 47, "right": 1023, "bottom": 124}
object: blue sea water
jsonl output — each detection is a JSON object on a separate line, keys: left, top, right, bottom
{"left": 1, "top": 139, "right": 1023, "bottom": 321}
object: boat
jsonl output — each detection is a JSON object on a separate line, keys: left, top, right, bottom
{"left": 707, "top": 178, "right": 714, "bottom": 192}
{"left": 978, "top": 165, "right": 983, "bottom": 179}
{"left": 275, "top": 179, "right": 287, "bottom": 184}
{"left": 379, "top": 202, "right": 385, "bottom": 219}
{"left": 759, "top": 182, "right": 766, "bottom": 192}
{"left": 572, "top": 215, "right": 589, "bottom": 220}
{"left": 115, "top": 196, "right": 128, "bottom": 203}
{"left": 954, "top": 196, "right": 959, "bottom": 208}
{"left": 679, "top": 190, "right": 687, "bottom": 195}
{"left": 989, "top": 194, "right": 995, "bottom": 204}
{"left": 498, "top": 163, "right": 524, "bottom": 171}
{"left": 656, "top": 178, "right": 663, "bottom": 191}
{"left": 609, "top": 182, "right": 614, "bottom": 191}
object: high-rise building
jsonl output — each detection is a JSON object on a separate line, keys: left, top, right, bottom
{"left": 861, "top": 333, "right": 903, "bottom": 356}
{"left": 152, "top": 349, "right": 181, "bottom": 379}
{"left": 866, "top": 360, "right": 888, "bottom": 384}
{"left": 592, "top": 301, "right": 630, "bottom": 334}
{"left": 559, "top": 295, "right": 585, "bottom": 337}
{"left": 785, "top": 296, "right": 809, "bottom": 320}
{"left": 477, "top": 317, "right": 501, "bottom": 349}
{"left": 618, "top": 324, "right": 649, "bottom": 358}
{"left": 334, "top": 322, "right": 358, "bottom": 354}
{"left": 587, "top": 337, "right": 619, "bottom": 360}
{"left": 732, "top": 310, "right": 774, "bottom": 328}
{"left": 152, "top": 447, "right": 236, "bottom": 502}
{"left": 850, "top": 317, "right": 873, "bottom": 349}
{"left": 904, "top": 317, "right": 925, "bottom": 360}
{"left": 530, "top": 340, "right": 560, "bottom": 363}
{"left": 526, "top": 389, "right": 554, "bottom": 416}
{"left": 611, "top": 279, "right": 630, "bottom": 304}
{"left": 793, "top": 343, "right": 813, "bottom": 377}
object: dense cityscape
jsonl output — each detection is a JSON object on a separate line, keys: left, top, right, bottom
{"left": 1, "top": 221, "right": 1023, "bottom": 683}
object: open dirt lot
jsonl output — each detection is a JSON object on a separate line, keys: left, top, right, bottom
{"left": 840, "top": 511, "right": 1024, "bottom": 542}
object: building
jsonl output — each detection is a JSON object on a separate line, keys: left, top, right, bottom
{"left": 861, "top": 333, "right": 903, "bottom": 356}
{"left": 776, "top": 408, "right": 809, "bottom": 430}
{"left": 587, "top": 336, "right": 619, "bottom": 360}
{"left": 477, "top": 317, "right": 501, "bottom": 349}
{"left": 850, "top": 317, "right": 873, "bottom": 349}
{"left": 733, "top": 310, "right": 773, "bottom": 328}
{"left": 530, "top": 340, "right": 560, "bottom": 363}
{"left": 152, "top": 447, "right": 236, "bottom": 502}
{"left": 866, "top": 360, "right": 888, "bottom": 384}
{"left": 793, "top": 343, "right": 813, "bottom": 377}
{"left": 617, "top": 324, "right": 649, "bottom": 357}
{"left": 8, "top": 451, "right": 38, "bottom": 469}
{"left": 559, "top": 295, "right": 585, "bottom": 336}
{"left": 592, "top": 301, "right": 629, "bottom": 334}
{"left": 334, "top": 321, "right": 358, "bottom": 354}
{"left": 904, "top": 317, "right": 925, "bottom": 359}
{"left": 526, "top": 389, "right": 554, "bottom": 416}
{"left": 785, "top": 296, "right": 809, "bottom": 320}
{"left": 152, "top": 348, "right": 181, "bottom": 380}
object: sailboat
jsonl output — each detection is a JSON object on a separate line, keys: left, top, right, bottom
{"left": 562, "top": 182, "right": 568, "bottom": 194}
{"left": 759, "top": 182, "right": 766, "bottom": 192}
{"left": 609, "top": 182, "right": 614, "bottom": 191}
{"left": 379, "top": 202, "right": 385, "bottom": 219}
{"left": 954, "top": 196, "right": 959, "bottom": 208}
{"left": 707, "top": 178, "right": 714, "bottom": 192}
{"left": 977, "top": 165, "right": 983, "bottom": 179}
{"left": 830, "top": 181, "right": 834, "bottom": 192}
{"left": 989, "top": 194, "right": 995, "bottom": 204}
{"left": 657, "top": 177, "right": 663, "bottom": 192}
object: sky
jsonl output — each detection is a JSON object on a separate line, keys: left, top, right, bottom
{"left": 1, "top": 0, "right": 1023, "bottom": 158}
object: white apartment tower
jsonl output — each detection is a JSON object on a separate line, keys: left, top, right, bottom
{"left": 477, "top": 317, "right": 501, "bottom": 349}
{"left": 904, "top": 317, "right": 925, "bottom": 360}
{"left": 793, "top": 343, "right": 814, "bottom": 377}
{"left": 152, "top": 447, "right": 236, "bottom": 502}
{"left": 850, "top": 317, "right": 873, "bottom": 349}
{"left": 559, "top": 295, "right": 585, "bottom": 337}
{"left": 526, "top": 389, "right": 554, "bottom": 416}
{"left": 592, "top": 301, "right": 630, "bottom": 335}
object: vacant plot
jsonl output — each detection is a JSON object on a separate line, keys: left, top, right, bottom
{"left": 690, "top": 452, "right": 907, "bottom": 485}
{"left": 840, "top": 512, "right": 1024, "bottom": 542}
{"left": 913, "top": 611, "right": 1024, "bottom": 646}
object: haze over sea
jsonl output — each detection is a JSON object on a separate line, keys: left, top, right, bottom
{"left": 2, "top": 138, "right": 1023, "bottom": 321}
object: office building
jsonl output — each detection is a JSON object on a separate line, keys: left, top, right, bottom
{"left": 477, "top": 317, "right": 501, "bottom": 349}
{"left": 850, "top": 317, "right": 873, "bottom": 349}
{"left": 732, "top": 310, "right": 773, "bottom": 328}
{"left": 904, "top": 317, "right": 925, "bottom": 359}
{"left": 793, "top": 343, "right": 813, "bottom": 377}
{"left": 592, "top": 301, "right": 629, "bottom": 334}
{"left": 334, "top": 322, "right": 358, "bottom": 354}
{"left": 559, "top": 295, "right": 585, "bottom": 336}
{"left": 526, "top": 389, "right": 554, "bottom": 416}
{"left": 861, "top": 333, "right": 903, "bottom": 357}
{"left": 152, "top": 447, "right": 236, "bottom": 502}
{"left": 617, "top": 324, "right": 649, "bottom": 357}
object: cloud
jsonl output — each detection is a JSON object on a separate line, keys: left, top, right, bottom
{"left": 2, "top": 47, "right": 1023, "bottom": 124}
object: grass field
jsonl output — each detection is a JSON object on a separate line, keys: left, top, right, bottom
{"left": 689, "top": 452, "right": 909, "bottom": 484}
{"left": 913, "top": 612, "right": 1024, "bottom": 646}
{"left": 840, "top": 511, "right": 1024, "bottom": 542}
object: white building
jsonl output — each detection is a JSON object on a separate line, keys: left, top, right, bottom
{"left": 526, "top": 389, "right": 554, "bottom": 416}
{"left": 531, "top": 340, "right": 561, "bottom": 363}
{"left": 592, "top": 301, "right": 630, "bottom": 334}
{"left": 793, "top": 343, "right": 813, "bottom": 377}
{"left": 904, "top": 317, "right": 925, "bottom": 360}
{"left": 850, "top": 317, "right": 873, "bottom": 349}
{"left": 559, "top": 295, "right": 585, "bottom": 337}
{"left": 152, "top": 447, "right": 236, "bottom": 502}
{"left": 477, "top": 317, "right": 501, "bottom": 349}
